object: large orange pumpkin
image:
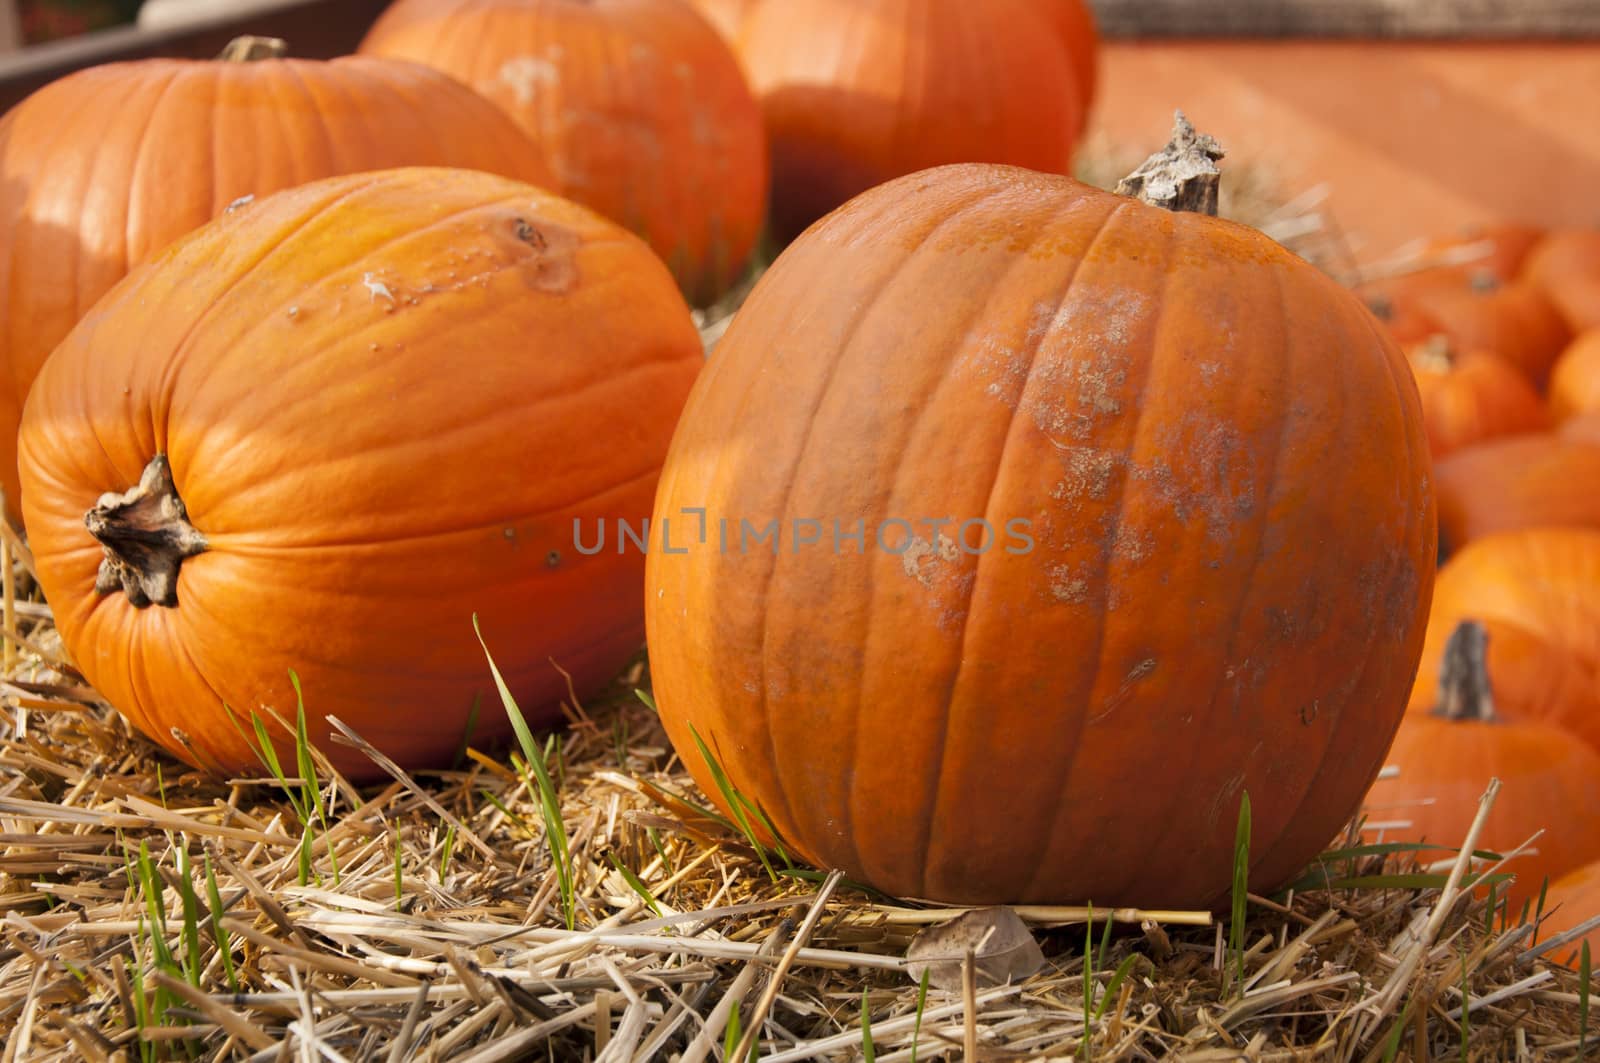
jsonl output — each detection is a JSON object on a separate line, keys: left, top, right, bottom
{"left": 1405, "top": 338, "right": 1546, "bottom": 460}
{"left": 1434, "top": 434, "right": 1600, "bottom": 554}
{"left": 0, "top": 38, "right": 555, "bottom": 527}
{"left": 738, "top": 0, "right": 1091, "bottom": 242}
{"left": 644, "top": 157, "right": 1435, "bottom": 907}
{"left": 1374, "top": 622, "right": 1600, "bottom": 907}
{"left": 1406, "top": 528, "right": 1600, "bottom": 754}
{"left": 359, "top": 0, "right": 767, "bottom": 306}
{"left": 1548, "top": 330, "right": 1600, "bottom": 423}
{"left": 18, "top": 168, "right": 702, "bottom": 779}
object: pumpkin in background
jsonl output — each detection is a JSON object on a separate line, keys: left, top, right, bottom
{"left": 1406, "top": 528, "right": 1600, "bottom": 754}
{"left": 1422, "top": 222, "right": 1545, "bottom": 286}
{"left": 1548, "top": 330, "right": 1600, "bottom": 423}
{"left": 689, "top": 0, "right": 755, "bottom": 43}
{"left": 18, "top": 168, "right": 702, "bottom": 779}
{"left": 359, "top": 0, "right": 767, "bottom": 306}
{"left": 1434, "top": 434, "right": 1600, "bottom": 554}
{"left": 1405, "top": 337, "right": 1546, "bottom": 460}
{"left": 1521, "top": 228, "right": 1600, "bottom": 333}
{"left": 1374, "top": 622, "right": 1600, "bottom": 907}
{"left": 0, "top": 37, "right": 554, "bottom": 527}
{"left": 1378, "top": 272, "right": 1570, "bottom": 389}
{"left": 1542, "top": 860, "right": 1600, "bottom": 968}
{"left": 645, "top": 146, "right": 1435, "bottom": 907}
{"left": 1563, "top": 412, "right": 1600, "bottom": 446}
{"left": 737, "top": 0, "right": 1091, "bottom": 242}
{"left": 1038, "top": 0, "right": 1101, "bottom": 115}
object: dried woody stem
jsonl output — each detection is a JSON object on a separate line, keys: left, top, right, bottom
{"left": 1115, "top": 110, "right": 1226, "bottom": 216}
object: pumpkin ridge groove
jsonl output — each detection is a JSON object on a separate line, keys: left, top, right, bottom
{"left": 906, "top": 195, "right": 1127, "bottom": 900}
{"left": 1018, "top": 206, "right": 1181, "bottom": 902}
{"left": 1185, "top": 258, "right": 1304, "bottom": 898}
{"left": 144, "top": 173, "right": 399, "bottom": 432}
{"left": 277, "top": 59, "right": 345, "bottom": 189}
{"left": 120, "top": 67, "right": 187, "bottom": 276}
{"left": 1253, "top": 282, "right": 1429, "bottom": 895}
{"left": 752, "top": 183, "right": 1010, "bottom": 873}
{"left": 150, "top": 188, "right": 538, "bottom": 440}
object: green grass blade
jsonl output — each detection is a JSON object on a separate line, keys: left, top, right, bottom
{"left": 173, "top": 845, "right": 203, "bottom": 987}
{"left": 1095, "top": 954, "right": 1141, "bottom": 1022}
{"left": 1082, "top": 902, "right": 1095, "bottom": 1061}
{"left": 909, "top": 969, "right": 930, "bottom": 1063}
{"left": 687, "top": 723, "right": 780, "bottom": 882}
{"left": 1231, "top": 792, "right": 1252, "bottom": 992}
{"left": 203, "top": 853, "right": 238, "bottom": 993}
{"left": 475, "top": 616, "right": 576, "bottom": 929}
{"left": 861, "top": 990, "right": 876, "bottom": 1063}
{"left": 439, "top": 824, "right": 458, "bottom": 882}
{"left": 608, "top": 853, "right": 664, "bottom": 917}
{"left": 724, "top": 1005, "right": 742, "bottom": 1061}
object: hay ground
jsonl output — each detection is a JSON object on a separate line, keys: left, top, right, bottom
{"left": 1, "top": 156, "right": 1595, "bottom": 1063}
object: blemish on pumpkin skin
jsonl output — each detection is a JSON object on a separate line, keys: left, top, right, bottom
{"left": 498, "top": 56, "right": 561, "bottom": 106}
{"left": 900, "top": 535, "right": 960, "bottom": 588}
{"left": 1046, "top": 562, "right": 1092, "bottom": 604}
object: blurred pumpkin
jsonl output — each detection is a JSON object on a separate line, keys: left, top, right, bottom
{"left": 737, "top": 0, "right": 1092, "bottom": 242}
{"left": 1434, "top": 434, "right": 1600, "bottom": 555}
{"left": 1382, "top": 272, "right": 1570, "bottom": 389}
{"left": 1548, "top": 330, "right": 1600, "bottom": 423}
{"left": 360, "top": 0, "right": 767, "bottom": 306}
{"left": 1405, "top": 337, "right": 1546, "bottom": 459}
{"left": 1376, "top": 621, "right": 1600, "bottom": 907}
{"left": 645, "top": 145, "right": 1434, "bottom": 907}
{"left": 688, "top": 0, "right": 756, "bottom": 42}
{"left": 17, "top": 167, "right": 702, "bottom": 779}
{"left": 0, "top": 37, "right": 554, "bottom": 526}
{"left": 1407, "top": 528, "right": 1600, "bottom": 754}
{"left": 1520, "top": 228, "right": 1600, "bottom": 334}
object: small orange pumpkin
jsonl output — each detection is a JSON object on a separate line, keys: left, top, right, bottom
{"left": 1407, "top": 528, "right": 1600, "bottom": 754}
{"left": 1520, "top": 228, "right": 1600, "bottom": 334}
{"left": 1375, "top": 621, "right": 1600, "bottom": 907}
{"left": 18, "top": 168, "right": 703, "bottom": 779}
{"left": 1548, "top": 330, "right": 1600, "bottom": 423}
{"left": 1405, "top": 337, "right": 1546, "bottom": 459}
{"left": 360, "top": 0, "right": 768, "bottom": 306}
{"left": 737, "top": 0, "right": 1092, "bottom": 242}
{"left": 0, "top": 37, "right": 555, "bottom": 526}
{"left": 1434, "top": 434, "right": 1600, "bottom": 554}
{"left": 1394, "top": 275, "right": 1570, "bottom": 389}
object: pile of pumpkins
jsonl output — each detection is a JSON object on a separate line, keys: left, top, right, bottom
{"left": 0, "top": 0, "right": 1590, "bottom": 939}
{"left": 1359, "top": 225, "right": 1600, "bottom": 961}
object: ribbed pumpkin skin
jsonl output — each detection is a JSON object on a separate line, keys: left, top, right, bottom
{"left": 645, "top": 165, "right": 1436, "bottom": 908}
{"left": 359, "top": 0, "right": 767, "bottom": 306}
{"left": 1407, "top": 529, "right": 1600, "bottom": 753}
{"left": 19, "top": 168, "right": 702, "bottom": 779}
{"left": 0, "top": 53, "right": 555, "bottom": 526}
{"left": 739, "top": 0, "right": 1088, "bottom": 242}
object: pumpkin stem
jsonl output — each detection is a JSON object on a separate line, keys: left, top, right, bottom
{"left": 84, "top": 455, "right": 207, "bottom": 609}
{"left": 1114, "top": 111, "right": 1225, "bottom": 216}
{"left": 1413, "top": 334, "right": 1458, "bottom": 373}
{"left": 1434, "top": 620, "right": 1495, "bottom": 723}
{"left": 218, "top": 36, "right": 289, "bottom": 62}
